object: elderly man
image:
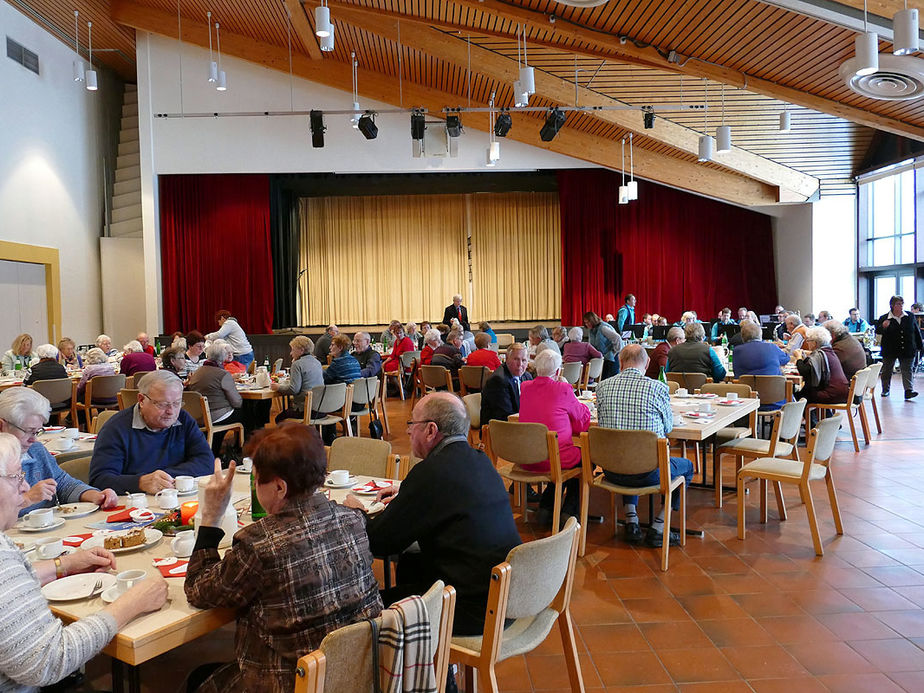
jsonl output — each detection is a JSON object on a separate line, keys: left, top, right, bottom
{"left": 137, "top": 332, "right": 156, "bottom": 356}
{"left": 616, "top": 294, "right": 637, "bottom": 334}
{"left": 779, "top": 314, "right": 808, "bottom": 352}
{"left": 732, "top": 320, "right": 790, "bottom": 409}
{"left": 596, "top": 345, "right": 693, "bottom": 547}
{"left": 528, "top": 325, "right": 561, "bottom": 357}
{"left": 0, "top": 388, "right": 119, "bottom": 516}
{"left": 89, "top": 370, "right": 213, "bottom": 494}
{"left": 442, "top": 294, "right": 470, "bottom": 332}
{"left": 313, "top": 324, "right": 339, "bottom": 362}
{"left": 737, "top": 306, "right": 749, "bottom": 322}
{"left": 352, "top": 332, "right": 382, "bottom": 378}
{"left": 480, "top": 343, "right": 532, "bottom": 424}
{"left": 347, "top": 392, "right": 520, "bottom": 637}
{"left": 666, "top": 322, "right": 727, "bottom": 381}
{"left": 823, "top": 320, "right": 867, "bottom": 382}
{"left": 645, "top": 326, "right": 684, "bottom": 379}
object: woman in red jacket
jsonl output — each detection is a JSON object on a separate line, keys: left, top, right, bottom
{"left": 382, "top": 326, "right": 415, "bottom": 373}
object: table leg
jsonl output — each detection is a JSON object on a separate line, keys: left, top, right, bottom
{"left": 111, "top": 658, "right": 142, "bottom": 693}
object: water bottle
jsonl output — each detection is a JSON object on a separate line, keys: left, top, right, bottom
{"left": 250, "top": 469, "right": 267, "bottom": 520}
{"left": 658, "top": 366, "right": 667, "bottom": 385}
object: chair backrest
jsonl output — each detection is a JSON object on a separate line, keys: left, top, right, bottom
{"left": 778, "top": 399, "right": 808, "bottom": 441}
{"left": 91, "top": 409, "right": 119, "bottom": 434}
{"left": 123, "top": 375, "right": 135, "bottom": 389}
{"left": 273, "top": 358, "right": 283, "bottom": 374}
{"left": 400, "top": 350, "right": 421, "bottom": 370}
{"left": 807, "top": 414, "right": 842, "bottom": 467}
{"left": 311, "top": 383, "right": 348, "bottom": 414}
{"left": 328, "top": 437, "right": 393, "bottom": 478}
{"left": 58, "top": 455, "right": 92, "bottom": 483}
{"left": 496, "top": 333, "right": 515, "bottom": 348}
{"left": 247, "top": 360, "right": 256, "bottom": 375}
{"left": 87, "top": 374, "right": 126, "bottom": 401}
{"left": 350, "top": 377, "right": 381, "bottom": 408}
{"left": 666, "top": 380, "right": 680, "bottom": 394}
{"left": 118, "top": 388, "right": 140, "bottom": 410}
{"left": 585, "top": 427, "right": 662, "bottom": 476}
{"left": 699, "top": 382, "right": 751, "bottom": 398}
{"left": 180, "top": 390, "right": 208, "bottom": 427}
{"left": 736, "top": 374, "right": 786, "bottom": 404}
{"left": 462, "top": 393, "right": 481, "bottom": 430}
{"left": 586, "top": 357, "right": 604, "bottom": 379}
{"left": 420, "top": 365, "right": 451, "bottom": 390}
{"left": 849, "top": 368, "right": 871, "bottom": 404}
{"left": 459, "top": 365, "right": 491, "bottom": 391}
{"left": 560, "top": 361, "right": 583, "bottom": 386}
{"left": 865, "top": 362, "right": 882, "bottom": 391}
{"left": 666, "top": 372, "right": 708, "bottom": 390}
{"left": 30, "top": 378, "right": 73, "bottom": 406}
{"left": 487, "top": 420, "right": 554, "bottom": 467}
{"left": 504, "top": 517, "right": 579, "bottom": 620}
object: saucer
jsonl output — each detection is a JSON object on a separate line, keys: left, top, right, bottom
{"left": 324, "top": 476, "right": 358, "bottom": 489}
{"left": 18, "top": 517, "right": 66, "bottom": 532}
{"left": 177, "top": 489, "right": 197, "bottom": 497}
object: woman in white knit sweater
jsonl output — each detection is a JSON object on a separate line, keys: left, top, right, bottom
{"left": 0, "top": 433, "right": 168, "bottom": 691}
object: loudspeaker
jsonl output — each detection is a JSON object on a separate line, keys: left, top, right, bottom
{"left": 539, "top": 108, "right": 567, "bottom": 142}
{"left": 410, "top": 113, "right": 425, "bottom": 140}
{"left": 309, "top": 110, "right": 325, "bottom": 148}
{"left": 446, "top": 114, "right": 462, "bottom": 138}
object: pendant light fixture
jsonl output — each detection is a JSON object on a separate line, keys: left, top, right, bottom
{"left": 486, "top": 91, "right": 501, "bottom": 166}
{"left": 315, "top": 1, "right": 332, "bottom": 38}
{"left": 893, "top": 2, "right": 919, "bottom": 56}
{"left": 697, "top": 79, "right": 712, "bottom": 162}
{"left": 72, "top": 10, "right": 85, "bottom": 82}
{"left": 518, "top": 25, "right": 535, "bottom": 96}
{"left": 320, "top": 24, "right": 335, "bottom": 51}
{"left": 85, "top": 21, "right": 97, "bottom": 91}
{"left": 627, "top": 133, "right": 638, "bottom": 200}
{"left": 779, "top": 110, "right": 792, "bottom": 132}
{"left": 618, "top": 139, "right": 629, "bottom": 204}
{"left": 215, "top": 22, "right": 227, "bottom": 91}
{"left": 351, "top": 52, "right": 361, "bottom": 129}
{"left": 207, "top": 12, "right": 218, "bottom": 83}
{"left": 855, "top": 0, "right": 879, "bottom": 76}
{"left": 715, "top": 84, "right": 731, "bottom": 153}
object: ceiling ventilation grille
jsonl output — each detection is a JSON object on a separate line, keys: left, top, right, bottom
{"left": 6, "top": 36, "right": 39, "bottom": 75}
{"left": 839, "top": 54, "right": 924, "bottom": 101}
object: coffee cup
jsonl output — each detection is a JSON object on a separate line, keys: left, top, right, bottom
{"left": 155, "top": 488, "right": 179, "bottom": 509}
{"left": 171, "top": 530, "right": 195, "bottom": 558}
{"left": 175, "top": 476, "right": 195, "bottom": 493}
{"left": 63, "top": 428, "right": 80, "bottom": 439}
{"left": 53, "top": 438, "right": 75, "bottom": 452}
{"left": 25, "top": 508, "right": 54, "bottom": 528}
{"left": 725, "top": 392, "right": 739, "bottom": 401}
{"left": 676, "top": 388, "right": 688, "bottom": 397}
{"left": 240, "top": 457, "right": 253, "bottom": 473}
{"left": 581, "top": 390, "right": 593, "bottom": 399}
{"left": 36, "top": 537, "right": 64, "bottom": 559}
{"left": 329, "top": 469, "right": 350, "bottom": 485}
{"left": 126, "top": 492, "right": 148, "bottom": 509}
{"left": 698, "top": 403, "right": 715, "bottom": 413}
{"left": 115, "top": 569, "right": 146, "bottom": 596}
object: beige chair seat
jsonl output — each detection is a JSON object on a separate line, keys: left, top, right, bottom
{"left": 720, "top": 438, "right": 793, "bottom": 457}
{"left": 591, "top": 475, "right": 665, "bottom": 498}
{"left": 714, "top": 426, "right": 752, "bottom": 445}
{"left": 740, "top": 457, "right": 828, "bottom": 481}
{"left": 451, "top": 609, "right": 559, "bottom": 660}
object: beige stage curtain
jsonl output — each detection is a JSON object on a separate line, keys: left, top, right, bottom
{"left": 299, "top": 195, "right": 467, "bottom": 325}
{"left": 469, "top": 192, "right": 561, "bottom": 322}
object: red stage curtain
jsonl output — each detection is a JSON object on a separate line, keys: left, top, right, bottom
{"left": 160, "top": 174, "right": 274, "bottom": 335}
{"left": 558, "top": 170, "right": 778, "bottom": 325}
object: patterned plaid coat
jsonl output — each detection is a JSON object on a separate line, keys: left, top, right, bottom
{"left": 185, "top": 492, "right": 383, "bottom": 692}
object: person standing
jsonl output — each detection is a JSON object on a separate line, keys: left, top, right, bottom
{"left": 616, "top": 294, "right": 637, "bottom": 334}
{"left": 206, "top": 310, "right": 255, "bottom": 368}
{"left": 583, "top": 311, "right": 623, "bottom": 380}
{"left": 441, "top": 294, "right": 470, "bottom": 332}
{"left": 876, "top": 295, "right": 923, "bottom": 399}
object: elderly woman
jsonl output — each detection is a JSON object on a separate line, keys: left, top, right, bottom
{"left": 206, "top": 310, "right": 255, "bottom": 368}
{"left": 666, "top": 322, "right": 727, "bottom": 381}
{"left": 2, "top": 333, "right": 36, "bottom": 375}
{"left": 323, "top": 335, "right": 361, "bottom": 384}
{"left": 210, "top": 340, "right": 246, "bottom": 376}
{"left": 23, "top": 344, "right": 67, "bottom": 385}
{"left": 118, "top": 340, "right": 157, "bottom": 378}
{"left": 466, "top": 332, "right": 502, "bottom": 370}
{"left": 823, "top": 320, "right": 867, "bottom": 382}
{"left": 0, "top": 388, "right": 119, "bottom": 515}
{"left": 562, "top": 327, "right": 602, "bottom": 365}
{"left": 478, "top": 321, "right": 497, "bottom": 343}
{"left": 796, "top": 326, "right": 849, "bottom": 405}
{"left": 0, "top": 432, "right": 167, "bottom": 690}
{"left": 431, "top": 330, "right": 466, "bottom": 375}
{"left": 160, "top": 346, "right": 188, "bottom": 380}
{"left": 188, "top": 342, "right": 244, "bottom": 457}
{"left": 95, "top": 334, "right": 116, "bottom": 357}
{"left": 420, "top": 328, "right": 441, "bottom": 366}
{"left": 583, "top": 312, "right": 622, "bottom": 380}
{"left": 185, "top": 331, "right": 206, "bottom": 375}
{"left": 75, "top": 348, "right": 117, "bottom": 402}
{"left": 270, "top": 336, "right": 323, "bottom": 419}
{"left": 185, "top": 426, "right": 382, "bottom": 692}
{"left": 382, "top": 326, "right": 415, "bottom": 374}
{"left": 876, "top": 295, "right": 923, "bottom": 399}
{"left": 518, "top": 349, "right": 592, "bottom": 527}
{"left": 405, "top": 322, "right": 422, "bottom": 350}
{"left": 57, "top": 337, "right": 83, "bottom": 369}
{"left": 551, "top": 326, "right": 570, "bottom": 349}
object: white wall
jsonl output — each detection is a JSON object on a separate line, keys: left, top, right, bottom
{"left": 0, "top": 260, "right": 48, "bottom": 347}
{"left": 0, "top": 2, "right": 119, "bottom": 344}
{"left": 100, "top": 238, "right": 146, "bottom": 347}
{"left": 768, "top": 203, "right": 814, "bottom": 313}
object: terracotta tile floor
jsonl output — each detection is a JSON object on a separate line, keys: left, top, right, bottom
{"left": 81, "top": 383, "right": 924, "bottom": 691}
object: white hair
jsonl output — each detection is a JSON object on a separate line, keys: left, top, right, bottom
{"left": 95, "top": 334, "right": 111, "bottom": 346}
{"left": 452, "top": 294, "right": 463, "bottom": 302}
{"left": 568, "top": 326, "right": 583, "bottom": 342}
{"left": 534, "top": 348, "right": 563, "bottom": 377}
{"left": 0, "top": 433, "right": 20, "bottom": 475}
{"left": 405, "top": 322, "right": 417, "bottom": 334}
{"left": 123, "top": 340, "right": 143, "bottom": 353}
{"left": 137, "top": 369, "right": 183, "bottom": 396}
{"left": 0, "top": 387, "right": 51, "bottom": 426}
{"left": 205, "top": 340, "right": 230, "bottom": 362}
{"left": 172, "top": 337, "right": 188, "bottom": 351}
{"left": 84, "top": 348, "right": 108, "bottom": 365}
{"left": 424, "top": 329, "right": 442, "bottom": 346}
{"left": 804, "top": 326, "right": 831, "bottom": 346}
{"left": 35, "top": 344, "right": 59, "bottom": 360}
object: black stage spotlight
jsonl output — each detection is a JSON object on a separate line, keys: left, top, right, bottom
{"left": 644, "top": 110, "right": 655, "bottom": 129}
{"left": 446, "top": 114, "right": 463, "bottom": 137}
{"left": 410, "top": 112, "right": 426, "bottom": 140}
{"left": 358, "top": 112, "right": 378, "bottom": 140}
{"left": 539, "top": 108, "right": 567, "bottom": 142}
{"left": 309, "top": 110, "right": 325, "bottom": 148}
{"left": 494, "top": 112, "right": 512, "bottom": 137}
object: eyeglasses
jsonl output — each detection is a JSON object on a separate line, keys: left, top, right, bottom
{"left": 3, "top": 420, "right": 43, "bottom": 438}
{"left": 142, "top": 396, "right": 183, "bottom": 411}
{"left": 406, "top": 419, "right": 437, "bottom": 428}
{"left": 0, "top": 472, "right": 26, "bottom": 484}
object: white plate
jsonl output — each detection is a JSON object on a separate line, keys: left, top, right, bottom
{"left": 42, "top": 426, "right": 66, "bottom": 433}
{"left": 352, "top": 480, "right": 394, "bottom": 496}
{"left": 673, "top": 393, "right": 693, "bottom": 399}
{"left": 42, "top": 573, "right": 116, "bottom": 602}
{"left": 81, "top": 528, "right": 163, "bottom": 554}
{"left": 324, "top": 476, "right": 358, "bottom": 489}
{"left": 684, "top": 412, "right": 716, "bottom": 419}
{"left": 17, "top": 517, "right": 66, "bottom": 532}
{"left": 55, "top": 502, "right": 100, "bottom": 519}
{"left": 717, "top": 400, "right": 744, "bottom": 406}
{"left": 693, "top": 393, "right": 719, "bottom": 399}
{"left": 177, "top": 489, "right": 197, "bottom": 497}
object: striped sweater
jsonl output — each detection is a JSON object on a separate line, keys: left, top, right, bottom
{"left": 0, "top": 534, "right": 117, "bottom": 692}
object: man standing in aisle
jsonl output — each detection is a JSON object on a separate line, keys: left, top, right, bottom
{"left": 616, "top": 294, "right": 637, "bottom": 334}
{"left": 442, "top": 294, "right": 470, "bottom": 332}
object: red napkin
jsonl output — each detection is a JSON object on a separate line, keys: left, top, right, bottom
{"left": 155, "top": 560, "right": 188, "bottom": 578}
{"left": 106, "top": 507, "right": 137, "bottom": 523}
{"left": 62, "top": 533, "right": 92, "bottom": 547}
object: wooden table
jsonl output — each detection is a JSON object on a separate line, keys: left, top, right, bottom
{"left": 234, "top": 384, "right": 281, "bottom": 400}
{"left": 667, "top": 395, "right": 760, "bottom": 441}
{"left": 9, "top": 472, "right": 391, "bottom": 692}
{"left": 39, "top": 431, "right": 96, "bottom": 464}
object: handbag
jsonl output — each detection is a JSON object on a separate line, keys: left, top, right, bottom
{"left": 366, "top": 378, "right": 384, "bottom": 439}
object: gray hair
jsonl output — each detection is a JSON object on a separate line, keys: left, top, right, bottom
{"left": 684, "top": 322, "right": 706, "bottom": 342}
{"left": 567, "top": 326, "right": 583, "bottom": 342}
{"left": 84, "top": 348, "right": 108, "bottom": 365}
{"left": 452, "top": 294, "right": 463, "bottom": 302}
{"left": 740, "top": 319, "right": 762, "bottom": 342}
{"left": 424, "top": 329, "right": 442, "bottom": 346}
{"left": 534, "top": 348, "right": 562, "bottom": 377}
{"left": 35, "top": 344, "right": 58, "bottom": 360}
{"left": 205, "top": 340, "right": 230, "bottom": 362}
{"left": 619, "top": 344, "right": 648, "bottom": 370}
{"left": 0, "top": 433, "right": 20, "bottom": 474}
{"left": 507, "top": 342, "right": 528, "bottom": 358}
{"left": 123, "top": 340, "right": 143, "bottom": 353}
{"left": 172, "top": 337, "right": 188, "bottom": 351}
{"left": 405, "top": 322, "right": 417, "bottom": 334}
{"left": 95, "top": 334, "right": 111, "bottom": 347}
{"left": 529, "top": 325, "right": 550, "bottom": 341}
{"left": 823, "top": 319, "right": 848, "bottom": 339}
{"left": 419, "top": 392, "right": 469, "bottom": 436}
{"left": 138, "top": 369, "right": 183, "bottom": 396}
{"left": 667, "top": 326, "right": 685, "bottom": 344}
{"left": 804, "top": 326, "right": 831, "bottom": 347}
{"left": 785, "top": 314, "right": 803, "bottom": 329}
{"left": 354, "top": 331, "right": 370, "bottom": 343}
{"left": 0, "top": 386, "right": 52, "bottom": 426}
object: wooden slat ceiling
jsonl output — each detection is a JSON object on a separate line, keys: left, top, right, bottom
{"left": 8, "top": 0, "right": 917, "bottom": 201}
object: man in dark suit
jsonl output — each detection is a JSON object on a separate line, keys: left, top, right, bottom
{"left": 441, "top": 294, "right": 470, "bottom": 332}
{"left": 347, "top": 392, "right": 521, "bottom": 637}
{"left": 479, "top": 343, "right": 531, "bottom": 425}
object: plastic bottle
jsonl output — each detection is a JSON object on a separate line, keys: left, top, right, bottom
{"left": 658, "top": 366, "right": 667, "bottom": 385}
{"left": 251, "top": 466, "right": 267, "bottom": 520}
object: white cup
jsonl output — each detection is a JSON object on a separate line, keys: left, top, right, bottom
{"left": 26, "top": 508, "right": 54, "bottom": 528}
{"left": 725, "top": 392, "right": 739, "bottom": 401}
{"left": 698, "top": 403, "right": 715, "bottom": 413}
{"left": 171, "top": 530, "right": 195, "bottom": 558}
{"left": 155, "top": 488, "right": 179, "bottom": 509}
{"left": 240, "top": 457, "right": 253, "bottom": 473}
{"left": 63, "top": 428, "right": 80, "bottom": 439}
{"left": 329, "top": 469, "right": 350, "bottom": 485}
{"left": 125, "top": 492, "right": 148, "bottom": 509}
{"left": 36, "top": 537, "right": 64, "bottom": 559}
{"left": 115, "top": 569, "right": 146, "bottom": 596}
{"left": 53, "top": 438, "right": 75, "bottom": 452}
{"left": 175, "top": 476, "right": 195, "bottom": 493}
{"left": 676, "top": 388, "right": 688, "bottom": 397}
{"left": 581, "top": 390, "right": 593, "bottom": 399}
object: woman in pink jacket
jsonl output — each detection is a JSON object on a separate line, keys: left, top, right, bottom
{"left": 518, "top": 349, "right": 592, "bottom": 527}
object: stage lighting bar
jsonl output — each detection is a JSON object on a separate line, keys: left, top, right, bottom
{"left": 539, "top": 108, "right": 567, "bottom": 141}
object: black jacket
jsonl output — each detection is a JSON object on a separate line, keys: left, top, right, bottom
{"left": 876, "top": 311, "right": 924, "bottom": 359}
{"left": 480, "top": 364, "right": 533, "bottom": 425}
{"left": 24, "top": 359, "right": 68, "bottom": 386}
{"left": 441, "top": 304, "right": 470, "bottom": 332}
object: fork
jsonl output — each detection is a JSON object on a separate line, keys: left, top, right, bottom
{"left": 87, "top": 578, "right": 103, "bottom": 598}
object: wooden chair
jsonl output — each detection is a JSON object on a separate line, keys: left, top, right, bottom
{"left": 462, "top": 393, "right": 481, "bottom": 447}
{"left": 247, "top": 360, "right": 256, "bottom": 375}
{"left": 272, "top": 358, "right": 283, "bottom": 374}
{"left": 398, "top": 453, "right": 424, "bottom": 480}
{"left": 350, "top": 376, "right": 384, "bottom": 439}
{"left": 560, "top": 362, "right": 583, "bottom": 391}
{"left": 30, "top": 378, "right": 76, "bottom": 426}
{"left": 418, "top": 365, "right": 454, "bottom": 398}
{"left": 123, "top": 375, "right": 135, "bottom": 389}
{"left": 74, "top": 374, "right": 125, "bottom": 430}
{"left": 579, "top": 428, "right": 685, "bottom": 570}
{"left": 666, "top": 372, "right": 709, "bottom": 390}
{"left": 485, "top": 420, "right": 585, "bottom": 541}
{"left": 326, "top": 437, "right": 395, "bottom": 478}
{"left": 183, "top": 391, "right": 245, "bottom": 451}
{"left": 450, "top": 518, "right": 584, "bottom": 693}
{"left": 374, "top": 376, "right": 391, "bottom": 436}
{"left": 864, "top": 361, "right": 883, "bottom": 434}
{"left": 738, "top": 415, "right": 844, "bottom": 556}
{"left": 458, "top": 365, "right": 491, "bottom": 395}
{"left": 90, "top": 409, "right": 119, "bottom": 434}
{"left": 58, "top": 455, "right": 92, "bottom": 484}
{"left": 117, "top": 388, "right": 139, "bottom": 410}
{"left": 270, "top": 391, "right": 314, "bottom": 428}
{"left": 383, "top": 351, "right": 419, "bottom": 401}
{"left": 666, "top": 380, "right": 680, "bottom": 394}
{"left": 582, "top": 357, "right": 604, "bottom": 390}
{"left": 803, "top": 368, "right": 871, "bottom": 452}
{"left": 495, "top": 333, "right": 515, "bottom": 351}
{"left": 309, "top": 383, "right": 354, "bottom": 437}
{"left": 295, "top": 581, "right": 456, "bottom": 693}
{"left": 735, "top": 374, "right": 793, "bottom": 433}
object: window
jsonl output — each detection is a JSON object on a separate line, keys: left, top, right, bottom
{"left": 865, "top": 170, "right": 915, "bottom": 266}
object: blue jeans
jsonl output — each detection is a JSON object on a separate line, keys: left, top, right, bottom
{"left": 236, "top": 351, "right": 255, "bottom": 367}
{"left": 603, "top": 457, "right": 694, "bottom": 510}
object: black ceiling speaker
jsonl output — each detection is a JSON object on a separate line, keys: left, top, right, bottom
{"left": 309, "top": 110, "right": 325, "bottom": 148}
{"left": 446, "top": 114, "right": 463, "bottom": 137}
{"left": 410, "top": 112, "right": 426, "bottom": 140}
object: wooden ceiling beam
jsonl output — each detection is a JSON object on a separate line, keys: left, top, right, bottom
{"left": 320, "top": 0, "right": 924, "bottom": 142}
{"left": 109, "top": 0, "right": 780, "bottom": 206}
{"left": 284, "top": 0, "right": 323, "bottom": 60}
{"left": 319, "top": 3, "right": 817, "bottom": 199}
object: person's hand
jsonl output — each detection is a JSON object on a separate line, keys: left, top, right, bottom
{"left": 24, "top": 479, "right": 57, "bottom": 505}
{"left": 375, "top": 486, "right": 399, "bottom": 504}
{"left": 342, "top": 493, "right": 365, "bottom": 510}
{"left": 138, "top": 470, "right": 174, "bottom": 494}
{"left": 107, "top": 573, "right": 169, "bottom": 628}
{"left": 882, "top": 319, "right": 890, "bottom": 329}
{"left": 270, "top": 382, "right": 280, "bottom": 391}
{"left": 200, "top": 458, "right": 235, "bottom": 526}
{"left": 60, "top": 547, "right": 117, "bottom": 575}
{"left": 82, "top": 488, "right": 119, "bottom": 509}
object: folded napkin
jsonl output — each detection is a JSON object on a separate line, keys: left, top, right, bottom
{"left": 62, "top": 533, "right": 93, "bottom": 547}
{"left": 154, "top": 559, "right": 188, "bottom": 578}
{"left": 106, "top": 507, "right": 138, "bottom": 523}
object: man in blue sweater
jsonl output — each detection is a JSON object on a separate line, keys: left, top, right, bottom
{"left": 89, "top": 370, "right": 213, "bottom": 494}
